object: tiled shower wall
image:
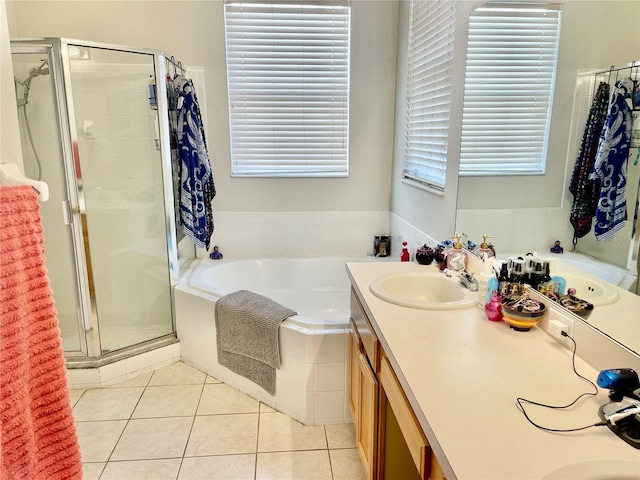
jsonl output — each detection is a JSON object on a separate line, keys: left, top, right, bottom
{"left": 71, "top": 61, "right": 172, "bottom": 338}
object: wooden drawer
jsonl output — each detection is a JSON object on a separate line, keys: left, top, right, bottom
{"left": 350, "top": 288, "right": 379, "bottom": 372}
{"left": 380, "top": 355, "right": 429, "bottom": 478}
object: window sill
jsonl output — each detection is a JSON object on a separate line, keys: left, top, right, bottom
{"left": 401, "top": 178, "right": 445, "bottom": 197}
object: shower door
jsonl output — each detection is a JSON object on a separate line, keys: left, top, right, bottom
{"left": 11, "top": 39, "right": 176, "bottom": 360}
{"left": 64, "top": 44, "right": 174, "bottom": 354}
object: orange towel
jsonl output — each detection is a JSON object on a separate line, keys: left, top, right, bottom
{"left": 1, "top": 185, "right": 82, "bottom": 480}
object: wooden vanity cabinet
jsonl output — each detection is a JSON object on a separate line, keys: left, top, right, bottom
{"left": 348, "top": 289, "right": 447, "bottom": 480}
{"left": 349, "top": 291, "right": 379, "bottom": 480}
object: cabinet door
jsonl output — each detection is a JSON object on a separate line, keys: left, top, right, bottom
{"left": 380, "top": 356, "right": 430, "bottom": 479}
{"left": 356, "top": 349, "right": 378, "bottom": 480}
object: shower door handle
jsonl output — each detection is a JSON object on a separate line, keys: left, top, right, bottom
{"left": 62, "top": 200, "right": 74, "bottom": 225}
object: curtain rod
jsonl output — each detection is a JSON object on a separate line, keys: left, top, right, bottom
{"left": 594, "top": 60, "right": 639, "bottom": 76}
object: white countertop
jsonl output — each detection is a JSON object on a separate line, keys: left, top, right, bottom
{"left": 346, "top": 261, "right": 640, "bottom": 480}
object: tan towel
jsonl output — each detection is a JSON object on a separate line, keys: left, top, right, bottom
{"left": 215, "top": 290, "right": 297, "bottom": 395}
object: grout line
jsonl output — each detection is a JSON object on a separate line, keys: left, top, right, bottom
{"left": 101, "top": 376, "right": 150, "bottom": 467}
{"left": 254, "top": 402, "right": 262, "bottom": 480}
{"left": 176, "top": 378, "right": 207, "bottom": 479}
{"left": 79, "top": 363, "right": 363, "bottom": 479}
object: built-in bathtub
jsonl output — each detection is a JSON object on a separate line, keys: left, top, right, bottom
{"left": 174, "top": 255, "right": 375, "bottom": 425}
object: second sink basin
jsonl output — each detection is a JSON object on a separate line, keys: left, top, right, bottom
{"left": 558, "top": 273, "right": 619, "bottom": 306}
{"left": 369, "top": 272, "right": 477, "bottom": 310}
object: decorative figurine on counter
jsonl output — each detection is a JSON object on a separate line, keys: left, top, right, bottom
{"left": 400, "top": 242, "right": 410, "bottom": 262}
{"left": 415, "top": 244, "right": 435, "bottom": 265}
{"left": 210, "top": 245, "right": 223, "bottom": 260}
{"left": 484, "top": 290, "right": 503, "bottom": 322}
{"left": 550, "top": 240, "right": 564, "bottom": 254}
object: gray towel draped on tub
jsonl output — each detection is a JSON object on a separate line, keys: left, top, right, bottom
{"left": 215, "top": 290, "right": 297, "bottom": 395}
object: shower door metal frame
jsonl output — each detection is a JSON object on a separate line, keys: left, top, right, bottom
{"left": 10, "top": 38, "right": 181, "bottom": 361}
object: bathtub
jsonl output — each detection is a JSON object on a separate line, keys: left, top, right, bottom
{"left": 174, "top": 255, "right": 375, "bottom": 425}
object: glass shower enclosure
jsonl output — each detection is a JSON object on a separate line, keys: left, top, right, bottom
{"left": 10, "top": 38, "right": 194, "bottom": 367}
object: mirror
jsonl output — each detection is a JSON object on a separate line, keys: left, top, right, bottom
{"left": 455, "top": 0, "right": 640, "bottom": 354}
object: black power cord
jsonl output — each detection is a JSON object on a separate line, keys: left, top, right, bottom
{"left": 516, "top": 331, "right": 608, "bottom": 432}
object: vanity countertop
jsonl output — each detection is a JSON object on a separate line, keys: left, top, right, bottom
{"left": 346, "top": 260, "right": 640, "bottom": 480}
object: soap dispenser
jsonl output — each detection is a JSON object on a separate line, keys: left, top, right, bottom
{"left": 478, "top": 235, "right": 495, "bottom": 258}
{"left": 445, "top": 234, "right": 468, "bottom": 270}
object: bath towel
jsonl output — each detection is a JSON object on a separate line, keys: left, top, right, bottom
{"left": 175, "top": 76, "right": 216, "bottom": 250}
{"left": 589, "top": 78, "right": 634, "bottom": 240}
{"left": 215, "top": 290, "right": 297, "bottom": 395}
{"left": 0, "top": 185, "right": 82, "bottom": 480}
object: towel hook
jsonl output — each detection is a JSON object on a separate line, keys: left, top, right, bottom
{"left": 170, "top": 55, "right": 177, "bottom": 77}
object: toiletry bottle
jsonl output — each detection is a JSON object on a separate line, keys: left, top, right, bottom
{"left": 478, "top": 235, "right": 495, "bottom": 258}
{"left": 551, "top": 275, "right": 566, "bottom": 295}
{"left": 509, "top": 259, "right": 525, "bottom": 284}
{"left": 476, "top": 254, "right": 494, "bottom": 308}
{"left": 523, "top": 253, "right": 535, "bottom": 285}
{"left": 497, "top": 261, "right": 510, "bottom": 296}
{"left": 400, "top": 242, "right": 410, "bottom": 262}
{"left": 487, "top": 274, "right": 499, "bottom": 303}
{"left": 445, "top": 234, "right": 468, "bottom": 270}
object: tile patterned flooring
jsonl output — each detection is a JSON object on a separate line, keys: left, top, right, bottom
{"left": 71, "top": 361, "right": 366, "bottom": 480}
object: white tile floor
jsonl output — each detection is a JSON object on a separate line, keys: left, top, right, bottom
{"left": 70, "top": 361, "right": 365, "bottom": 480}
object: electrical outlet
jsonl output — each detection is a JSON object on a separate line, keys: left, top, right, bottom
{"left": 548, "top": 317, "right": 574, "bottom": 342}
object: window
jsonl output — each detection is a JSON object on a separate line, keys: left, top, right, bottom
{"left": 224, "top": 1, "right": 350, "bottom": 177}
{"left": 403, "top": 0, "right": 456, "bottom": 193}
{"left": 459, "top": 2, "right": 561, "bottom": 176}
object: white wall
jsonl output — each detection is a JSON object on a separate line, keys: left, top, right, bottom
{"left": 8, "top": 0, "right": 398, "bottom": 214}
{"left": 1, "top": 0, "right": 22, "bottom": 166}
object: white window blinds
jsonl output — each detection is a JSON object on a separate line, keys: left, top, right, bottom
{"left": 224, "top": 2, "right": 350, "bottom": 177}
{"left": 459, "top": 3, "right": 561, "bottom": 176}
{"left": 403, "top": 0, "right": 456, "bottom": 192}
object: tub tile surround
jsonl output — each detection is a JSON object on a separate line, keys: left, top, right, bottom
{"left": 390, "top": 212, "right": 440, "bottom": 259}
{"left": 195, "top": 210, "right": 390, "bottom": 259}
{"left": 175, "top": 286, "right": 351, "bottom": 425}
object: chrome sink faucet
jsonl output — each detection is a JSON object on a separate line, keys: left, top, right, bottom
{"left": 443, "top": 266, "right": 479, "bottom": 292}
{"left": 459, "top": 270, "right": 479, "bottom": 292}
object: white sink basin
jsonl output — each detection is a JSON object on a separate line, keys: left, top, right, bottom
{"left": 369, "top": 272, "right": 477, "bottom": 310}
{"left": 558, "top": 273, "right": 619, "bottom": 306}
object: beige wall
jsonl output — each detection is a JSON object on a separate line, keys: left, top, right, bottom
{"left": 456, "top": 0, "right": 640, "bottom": 211}
{"left": 454, "top": 0, "right": 640, "bottom": 264}
{"left": 1, "top": 0, "right": 23, "bottom": 166}
{"left": 390, "top": 1, "right": 480, "bottom": 242}
{"left": 8, "top": 0, "right": 398, "bottom": 213}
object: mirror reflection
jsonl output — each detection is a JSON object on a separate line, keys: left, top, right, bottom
{"left": 455, "top": 0, "right": 640, "bottom": 354}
